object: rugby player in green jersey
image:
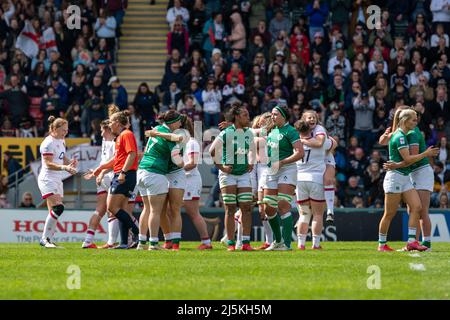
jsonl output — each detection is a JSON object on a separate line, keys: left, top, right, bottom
{"left": 263, "top": 105, "right": 304, "bottom": 250}
{"left": 378, "top": 109, "right": 438, "bottom": 252}
{"left": 136, "top": 110, "right": 184, "bottom": 250}
{"left": 210, "top": 103, "right": 256, "bottom": 251}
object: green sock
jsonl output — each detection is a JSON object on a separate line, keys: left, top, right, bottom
{"left": 281, "top": 213, "right": 293, "bottom": 248}
{"left": 172, "top": 238, "right": 180, "bottom": 245}
{"left": 227, "top": 240, "right": 236, "bottom": 246}
{"left": 268, "top": 214, "right": 282, "bottom": 243}
{"left": 139, "top": 240, "right": 147, "bottom": 245}
{"left": 421, "top": 241, "right": 431, "bottom": 248}
{"left": 150, "top": 241, "right": 158, "bottom": 246}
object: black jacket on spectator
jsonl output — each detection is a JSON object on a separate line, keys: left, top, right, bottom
{"left": 429, "top": 100, "right": 450, "bottom": 122}
{"left": 133, "top": 92, "right": 159, "bottom": 129}
{"left": 0, "top": 88, "right": 30, "bottom": 126}
{"left": 68, "top": 84, "right": 88, "bottom": 106}
{"left": 160, "top": 71, "right": 186, "bottom": 93}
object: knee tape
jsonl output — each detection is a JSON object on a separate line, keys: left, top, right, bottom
{"left": 237, "top": 192, "right": 253, "bottom": 203}
{"left": 263, "top": 195, "right": 278, "bottom": 208}
{"left": 222, "top": 194, "right": 237, "bottom": 205}
{"left": 299, "top": 204, "right": 312, "bottom": 224}
{"left": 278, "top": 193, "right": 293, "bottom": 203}
{"left": 52, "top": 204, "right": 65, "bottom": 217}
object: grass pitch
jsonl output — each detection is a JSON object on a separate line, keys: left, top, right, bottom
{"left": 0, "top": 242, "right": 449, "bottom": 300}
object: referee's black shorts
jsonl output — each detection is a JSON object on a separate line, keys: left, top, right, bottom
{"left": 109, "top": 170, "right": 136, "bottom": 198}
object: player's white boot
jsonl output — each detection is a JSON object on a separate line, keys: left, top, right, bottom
{"left": 265, "top": 241, "right": 289, "bottom": 251}
{"left": 40, "top": 238, "right": 57, "bottom": 248}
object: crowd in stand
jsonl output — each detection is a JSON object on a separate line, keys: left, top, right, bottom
{"left": 0, "top": 0, "right": 449, "bottom": 208}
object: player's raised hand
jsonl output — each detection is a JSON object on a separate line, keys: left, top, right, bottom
{"left": 83, "top": 169, "right": 95, "bottom": 180}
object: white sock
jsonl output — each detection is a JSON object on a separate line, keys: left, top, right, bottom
{"left": 423, "top": 236, "right": 431, "bottom": 242}
{"left": 408, "top": 228, "right": 416, "bottom": 243}
{"left": 172, "top": 232, "right": 182, "bottom": 240}
{"left": 312, "top": 235, "right": 321, "bottom": 248}
{"left": 164, "top": 233, "right": 172, "bottom": 241}
{"left": 84, "top": 229, "right": 95, "bottom": 244}
{"left": 201, "top": 237, "right": 211, "bottom": 245}
{"left": 378, "top": 233, "right": 387, "bottom": 245}
{"left": 262, "top": 219, "right": 273, "bottom": 243}
{"left": 297, "top": 234, "right": 307, "bottom": 247}
{"left": 42, "top": 210, "right": 58, "bottom": 240}
{"left": 139, "top": 234, "right": 148, "bottom": 242}
{"left": 236, "top": 219, "right": 243, "bottom": 243}
{"left": 242, "top": 235, "right": 250, "bottom": 243}
{"left": 149, "top": 237, "right": 159, "bottom": 244}
{"left": 324, "top": 185, "right": 335, "bottom": 215}
{"left": 107, "top": 217, "right": 119, "bottom": 245}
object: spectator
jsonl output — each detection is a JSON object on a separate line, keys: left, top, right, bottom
{"left": 437, "top": 136, "right": 450, "bottom": 166}
{"left": 17, "top": 116, "right": 38, "bottom": 138}
{"left": 167, "top": 19, "right": 190, "bottom": 58}
{"left": 325, "top": 102, "right": 346, "bottom": 146}
{"left": 40, "top": 86, "right": 62, "bottom": 127}
{"left": 202, "top": 79, "right": 222, "bottom": 128}
{"left": 329, "top": 0, "right": 352, "bottom": 38}
{"left": 363, "top": 160, "right": 384, "bottom": 206}
{"left": 3, "top": 151, "right": 22, "bottom": 185}
{"left": 429, "top": 87, "right": 450, "bottom": 122}
{"left": 81, "top": 98, "right": 107, "bottom": 136}
{"left": 250, "top": 20, "right": 272, "bottom": 47}
{"left": 179, "top": 95, "right": 202, "bottom": 121}
{"left": 439, "top": 191, "right": 449, "bottom": 208}
{"left": 353, "top": 91, "right": 376, "bottom": 153}
{"left": 166, "top": 0, "right": 190, "bottom": 29}
{"left": 95, "top": 8, "right": 117, "bottom": 50}
{"left": 0, "top": 75, "right": 30, "bottom": 127}
{"left": 0, "top": 193, "right": 11, "bottom": 208}
{"left": 202, "top": 12, "right": 226, "bottom": 58}
{"left": 162, "top": 81, "right": 182, "bottom": 112}
{"left": 344, "top": 176, "right": 365, "bottom": 207}
{"left": 269, "top": 9, "right": 291, "bottom": 42}
{"left": 327, "top": 41, "right": 352, "bottom": 77}
{"left": 227, "top": 12, "right": 246, "bottom": 51}
{"left": 19, "top": 192, "right": 36, "bottom": 208}
{"left": 133, "top": 83, "right": 159, "bottom": 130}
{"left": 0, "top": 117, "right": 18, "bottom": 137}
{"left": 108, "top": 76, "right": 128, "bottom": 110}
{"left": 306, "top": 0, "right": 329, "bottom": 41}
{"left": 161, "top": 62, "right": 186, "bottom": 93}
{"left": 66, "top": 103, "right": 83, "bottom": 138}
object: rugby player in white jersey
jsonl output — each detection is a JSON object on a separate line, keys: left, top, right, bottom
{"left": 38, "top": 116, "right": 77, "bottom": 248}
{"left": 82, "top": 120, "right": 119, "bottom": 248}
{"left": 301, "top": 110, "right": 336, "bottom": 224}
{"left": 295, "top": 119, "right": 336, "bottom": 250}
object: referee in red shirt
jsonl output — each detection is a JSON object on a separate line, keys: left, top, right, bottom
{"left": 94, "top": 110, "right": 139, "bottom": 248}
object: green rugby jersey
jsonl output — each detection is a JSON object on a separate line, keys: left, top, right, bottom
{"left": 389, "top": 129, "right": 412, "bottom": 176}
{"left": 139, "top": 124, "right": 176, "bottom": 175}
{"left": 267, "top": 123, "right": 300, "bottom": 167}
{"left": 406, "top": 126, "right": 429, "bottom": 171}
{"left": 217, "top": 124, "right": 253, "bottom": 175}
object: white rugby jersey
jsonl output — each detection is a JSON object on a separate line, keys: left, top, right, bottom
{"left": 39, "top": 135, "right": 66, "bottom": 181}
{"left": 101, "top": 140, "right": 115, "bottom": 165}
{"left": 297, "top": 138, "right": 332, "bottom": 183}
{"left": 312, "top": 124, "right": 327, "bottom": 138}
{"left": 184, "top": 138, "right": 201, "bottom": 177}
